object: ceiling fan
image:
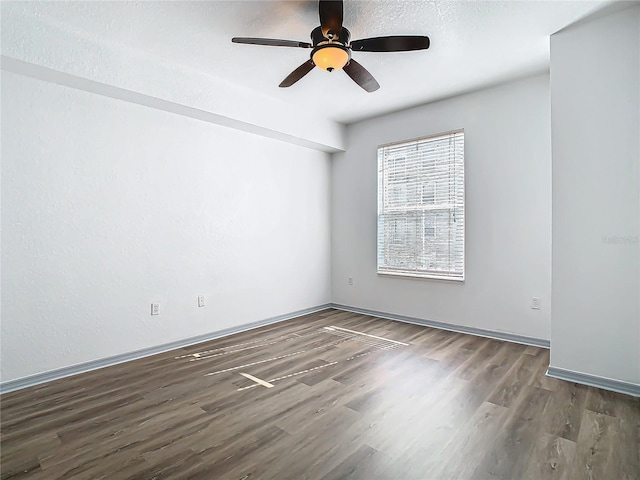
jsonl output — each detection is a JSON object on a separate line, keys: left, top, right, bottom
{"left": 232, "top": 0, "right": 430, "bottom": 92}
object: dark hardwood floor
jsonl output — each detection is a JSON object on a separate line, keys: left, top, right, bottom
{"left": 1, "top": 309, "right": 639, "bottom": 479}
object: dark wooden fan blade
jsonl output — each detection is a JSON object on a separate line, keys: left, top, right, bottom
{"left": 343, "top": 59, "right": 380, "bottom": 92}
{"left": 319, "top": 0, "right": 343, "bottom": 38}
{"left": 351, "top": 36, "right": 430, "bottom": 52}
{"left": 232, "top": 37, "right": 312, "bottom": 48}
{"left": 279, "top": 60, "right": 316, "bottom": 88}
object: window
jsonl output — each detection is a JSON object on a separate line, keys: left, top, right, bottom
{"left": 377, "top": 130, "right": 464, "bottom": 280}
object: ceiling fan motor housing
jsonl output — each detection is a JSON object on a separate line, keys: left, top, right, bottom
{"left": 310, "top": 26, "right": 352, "bottom": 72}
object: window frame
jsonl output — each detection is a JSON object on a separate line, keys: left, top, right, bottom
{"left": 376, "top": 129, "right": 465, "bottom": 282}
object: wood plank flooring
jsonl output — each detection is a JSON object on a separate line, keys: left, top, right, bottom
{"left": 1, "top": 309, "right": 639, "bottom": 479}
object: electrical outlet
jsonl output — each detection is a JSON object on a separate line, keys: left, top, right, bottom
{"left": 197, "top": 295, "right": 205, "bottom": 307}
{"left": 348, "top": 277, "right": 353, "bottom": 286}
{"left": 531, "top": 297, "right": 541, "bottom": 310}
{"left": 151, "top": 303, "right": 160, "bottom": 315}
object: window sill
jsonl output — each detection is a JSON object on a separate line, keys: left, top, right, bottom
{"left": 377, "top": 271, "right": 465, "bottom": 283}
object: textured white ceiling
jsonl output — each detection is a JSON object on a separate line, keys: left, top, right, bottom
{"left": 3, "top": 1, "right": 610, "bottom": 124}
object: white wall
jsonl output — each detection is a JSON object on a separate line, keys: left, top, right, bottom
{"left": 550, "top": 5, "right": 640, "bottom": 384}
{"left": 1, "top": 72, "right": 331, "bottom": 382}
{"left": 331, "top": 74, "right": 552, "bottom": 341}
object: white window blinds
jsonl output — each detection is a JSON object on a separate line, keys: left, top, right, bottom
{"left": 377, "top": 130, "right": 465, "bottom": 280}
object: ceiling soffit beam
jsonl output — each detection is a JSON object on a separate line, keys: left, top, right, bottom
{"left": 0, "top": 13, "right": 345, "bottom": 153}
{"left": 1, "top": 56, "right": 344, "bottom": 153}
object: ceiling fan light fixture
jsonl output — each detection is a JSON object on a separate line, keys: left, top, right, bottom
{"left": 232, "top": 1, "right": 430, "bottom": 91}
{"left": 312, "top": 45, "right": 350, "bottom": 72}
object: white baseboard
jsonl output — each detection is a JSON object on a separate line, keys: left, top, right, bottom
{"left": 0, "top": 304, "right": 331, "bottom": 395}
{"left": 330, "top": 303, "right": 550, "bottom": 348}
{"left": 546, "top": 366, "right": 640, "bottom": 397}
